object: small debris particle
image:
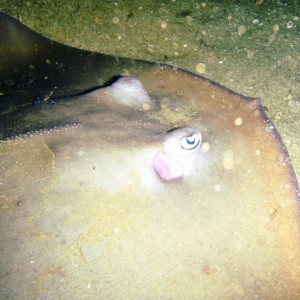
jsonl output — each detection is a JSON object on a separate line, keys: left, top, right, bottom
{"left": 269, "top": 34, "right": 276, "bottom": 44}
{"left": 247, "top": 50, "right": 254, "bottom": 59}
{"left": 238, "top": 25, "right": 247, "bottom": 36}
{"left": 147, "top": 44, "right": 154, "bottom": 53}
{"left": 185, "top": 15, "right": 193, "bottom": 23}
{"left": 273, "top": 24, "right": 279, "bottom": 33}
{"left": 112, "top": 17, "right": 120, "bottom": 24}
{"left": 160, "top": 21, "right": 168, "bottom": 30}
{"left": 195, "top": 63, "right": 206, "bottom": 74}
{"left": 274, "top": 111, "right": 282, "bottom": 120}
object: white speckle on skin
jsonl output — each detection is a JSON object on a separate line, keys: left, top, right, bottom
{"left": 223, "top": 150, "right": 234, "bottom": 170}
{"left": 214, "top": 184, "right": 222, "bottom": 193}
{"left": 234, "top": 117, "right": 243, "bottom": 126}
{"left": 201, "top": 142, "right": 210, "bottom": 152}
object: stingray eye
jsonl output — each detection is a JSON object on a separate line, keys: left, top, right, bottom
{"left": 180, "top": 132, "right": 201, "bottom": 150}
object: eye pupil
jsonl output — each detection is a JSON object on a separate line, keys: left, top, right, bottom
{"left": 180, "top": 132, "right": 201, "bottom": 150}
{"left": 186, "top": 136, "right": 195, "bottom": 145}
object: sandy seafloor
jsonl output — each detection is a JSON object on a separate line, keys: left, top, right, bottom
{"left": 0, "top": 0, "right": 299, "bottom": 183}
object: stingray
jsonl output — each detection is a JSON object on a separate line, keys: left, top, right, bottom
{"left": 0, "top": 12, "right": 299, "bottom": 299}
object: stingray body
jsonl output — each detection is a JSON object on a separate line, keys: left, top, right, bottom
{"left": 0, "top": 13, "right": 299, "bottom": 299}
